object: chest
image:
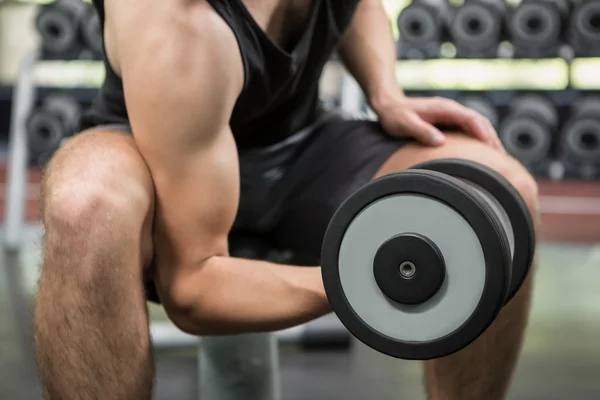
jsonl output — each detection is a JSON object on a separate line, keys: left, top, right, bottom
{"left": 242, "top": 0, "right": 314, "bottom": 52}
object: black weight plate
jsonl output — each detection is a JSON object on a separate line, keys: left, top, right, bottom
{"left": 43, "top": 94, "right": 82, "bottom": 134}
{"left": 321, "top": 170, "right": 510, "bottom": 360}
{"left": 412, "top": 159, "right": 535, "bottom": 303}
{"left": 26, "top": 111, "right": 65, "bottom": 154}
{"left": 36, "top": 9, "right": 77, "bottom": 54}
{"left": 81, "top": 8, "right": 103, "bottom": 54}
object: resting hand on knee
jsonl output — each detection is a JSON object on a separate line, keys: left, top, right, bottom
{"left": 373, "top": 95, "right": 504, "bottom": 150}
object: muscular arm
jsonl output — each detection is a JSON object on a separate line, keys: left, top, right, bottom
{"left": 116, "top": 1, "right": 330, "bottom": 335}
{"left": 337, "top": 0, "right": 404, "bottom": 111}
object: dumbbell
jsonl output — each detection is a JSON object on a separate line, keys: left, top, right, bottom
{"left": 321, "top": 159, "right": 535, "bottom": 360}
{"left": 27, "top": 93, "right": 81, "bottom": 165}
{"left": 36, "top": 0, "right": 88, "bottom": 56}
{"left": 560, "top": 97, "right": 600, "bottom": 165}
{"left": 508, "top": 0, "right": 569, "bottom": 57}
{"left": 449, "top": 0, "right": 507, "bottom": 58}
{"left": 499, "top": 94, "right": 556, "bottom": 165}
{"left": 396, "top": 0, "right": 450, "bottom": 58}
{"left": 569, "top": 0, "right": 600, "bottom": 56}
{"left": 81, "top": 5, "right": 103, "bottom": 57}
{"left": 458, "top": 94, "right": 499, "bottom": 128}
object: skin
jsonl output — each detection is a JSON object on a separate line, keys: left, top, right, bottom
{"left": 33, "top": 0, "right": 538, "bottom": 399}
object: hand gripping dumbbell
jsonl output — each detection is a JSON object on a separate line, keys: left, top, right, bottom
{"left": 499, "top": 94, "right": 557, "bottom": 166}
{"left": 27, "top": 93, "right": 81, "bottom": 166}
{"left": 321, "top": 159, "right": 535, "bottom": 360}
{"left": 36, "top": 0, "right": 89, "bottom": 57}
{"left": 507, "top": 0, "right": 569, "bottom": 58}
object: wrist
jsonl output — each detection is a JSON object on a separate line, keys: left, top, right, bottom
{"left": 287, "top": 266, "right": 332, "bottom": 314}
{"left": 369, "top": 86, "right": 405, "bottom": 114}
{"left": 310, "top": 267, "right": 333, "bottom": 314}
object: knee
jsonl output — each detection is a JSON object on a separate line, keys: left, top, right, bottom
{"left": 42, "top": 138, "right": 154, "bottom": 236}
{"left": 43, "top": 172, "right": 152, "bottom": 236}
{"left": 496, "top": 158, "right": 540, "bottom": 225}
{"left": 41, "top": 168, "right": 154, "bottom": 286}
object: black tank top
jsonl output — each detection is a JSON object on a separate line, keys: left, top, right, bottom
{"left": 81, "top": 0, "right": 360, "bottom": 148}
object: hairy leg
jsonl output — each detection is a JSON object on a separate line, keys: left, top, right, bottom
{"left": 34, "top": 129, "right": 156, "bottom": 400}
{"left": 374, "top": 134, "right": 540, "bottom": 400}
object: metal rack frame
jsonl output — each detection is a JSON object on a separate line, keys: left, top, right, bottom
{"left": 5, "top": 50, "right": 39, "bottom": 253}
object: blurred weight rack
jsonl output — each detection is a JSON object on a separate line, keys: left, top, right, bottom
{"left": 4, "top": 0, "right": 102, "bottom": 251}
{"left": 338, "top": 0, "right": 600, "bottom": 182}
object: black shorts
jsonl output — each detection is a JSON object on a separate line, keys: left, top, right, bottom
{"left": 95, "top": 112, "right": 408, "bottom": 302}
{"left": 231, "top": 112, "right": 408, "bottom": 261}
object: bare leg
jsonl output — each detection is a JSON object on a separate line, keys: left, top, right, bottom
{"left": 34, "top": 130, "right": 156, "bottom": 400}
{"left": 374, "top": 134, "right": 540, "bottom": 400}
{"left": 423, "top": 270, "right": 535, "bottom": 400}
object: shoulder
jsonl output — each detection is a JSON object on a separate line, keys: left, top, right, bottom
{"left": 113, "top": 0, "right": 244, "bottom": 95}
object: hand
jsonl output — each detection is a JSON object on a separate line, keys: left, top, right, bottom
{"left": 374, "top": 95, "right": 504, "bottom": 151}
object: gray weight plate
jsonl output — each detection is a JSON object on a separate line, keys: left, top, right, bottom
{"left": 451, "top": 3, "right": 499, "bottom": 46}
{"left": 36, "top": 10, "right": 77, "bottom": 54}
{"left": 412, "top": 159, "right": 536, "bottom": 304}
{"left": 339, "top": 194, "right": 486, "bottom": 342}
{"left": 81, "top": 8, "right": 103, "bottom": 54}
{"left": 321, "top": 170, "right": 510, "bottom": 360}
{"left": 572, "top": 97, "right": 600, "bottom": 118}
{"left": 511, "top": 94, "right": 558, "bottom": 128}
{"left": 458, "top": 95, "right": 499, "bottom": 128}
{"left": 573, "top": 2, "right": 600, "bottom": 42}
{"left": 43, "top": 94, "right": 82, "bottom": 135}
{"left": 499, "top": 116, "right": 552, "bottom": 164}
{"left": 398, "top": 4, "right": 439, "bottom": 43}
{"left": 26, "top": 110, "right": 65, "bottom": 154}
{"left": 562, "top": 118, "right": 600, "bottom": 162}
{"left": 509, "top": 2, "right": 562, "bottom": 45}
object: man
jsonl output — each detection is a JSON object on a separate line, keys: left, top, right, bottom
{"left": 33, "top": 0, "right": 539, "bottom": 399}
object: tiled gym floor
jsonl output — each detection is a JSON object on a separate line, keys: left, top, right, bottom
{"left": 1, "top": 225, "right": 600, "bottom": 399}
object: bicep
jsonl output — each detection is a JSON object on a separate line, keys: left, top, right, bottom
{"left": 119, "top": 5, "right": 244, "bottom": 267}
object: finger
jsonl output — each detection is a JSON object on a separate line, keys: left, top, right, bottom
{"left": 482, "top": 117, "right": 505, "bottom": 152}
{"left": 477, "top": 116, "right": 505, "bottom": 152}
{"left": 422, "top": 98, "right": 493, "bottom": 145}
{"left": 398, "top": 113, "right": 446, "bottom": 146}
{"left": 448, "top": 107, "right": 493, "bottom": 146}
{"left": 478, "top": 114, "right": 499, "bottom": 148}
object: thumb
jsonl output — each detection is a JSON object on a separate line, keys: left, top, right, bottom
{"left": 400, "top": 113, "right": 446, "bottom": 146}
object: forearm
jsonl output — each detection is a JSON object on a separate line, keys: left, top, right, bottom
{"left": 338, "top": 0, "right": 403, "bottom": 110}
{"left": 174, "top": 256, "right": 331, "bottom": 335}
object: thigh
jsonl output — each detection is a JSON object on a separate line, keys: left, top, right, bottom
{"left": 375, "top": 133, "right": 540, "bottom": 213}
{"left": 271, "top": 116, "right": 408, "bottom": 262}
{"left": 44, "top": 126, "right": 158, "bottom": 299}
{"left": 272, "top": 129, "right": 539, "bottom": 264}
